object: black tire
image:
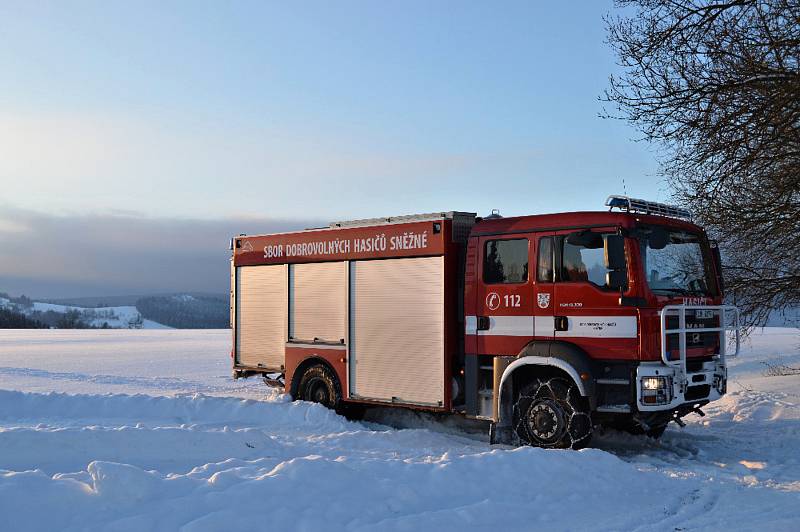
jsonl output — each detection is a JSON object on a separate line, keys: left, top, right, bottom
{"left": 296, "top": 364, "right": 341, "bottom": 410}
{"left": 512, "top": 377, "right": 592, "bottom": 449}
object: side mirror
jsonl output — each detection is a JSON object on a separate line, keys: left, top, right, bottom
{"left": 606, "top": 270, "right": 627, "bottom": 290}
{"left": 648, "top": 227, "right": 670, "bottom": 250}
{"left": 604, "top": 235, "right": 626, "bottom": 270}
{"left": 568, "top": 230, "right": 603, "bottom": 249}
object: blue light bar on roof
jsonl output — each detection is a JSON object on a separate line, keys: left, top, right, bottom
{"left": 605, "top": 195, "right": 692, "bottom": 220}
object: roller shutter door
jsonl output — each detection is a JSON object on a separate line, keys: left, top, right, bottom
{"left": 349, "top": 256, "right": 444, "bottom": 406}
{"left": 236, "top": 265, "right": 286, "bottom": 368}
{"left": 289, "top": 262, "right": 347, "bottom": 343}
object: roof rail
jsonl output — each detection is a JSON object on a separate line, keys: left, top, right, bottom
{"left": 329, "top": 211, "right": 476, "bottom": 229}
{"left": 605, "top": 195, "right": 692, "bottom": 221}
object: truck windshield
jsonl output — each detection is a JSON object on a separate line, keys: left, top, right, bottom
{"left": 638, "top": 226, "right": 717, "bottom": 297}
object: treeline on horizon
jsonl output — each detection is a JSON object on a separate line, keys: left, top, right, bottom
{"left": 0, "top": 307, "right": 47, "bottom": 328}
{"left": 135, "top": 295, "right": 228, "bottom": 329}
{"left": 0, "top": 307, "right": 115, "bottom": 329}
{"left": 0, "top": 292, "right": 229, "bottom": 329}
{"left": 1, "top": 292, "right": 122, "bottom": 329}
{"left": 1, "top": 293, "right": 74, "bottom": 328}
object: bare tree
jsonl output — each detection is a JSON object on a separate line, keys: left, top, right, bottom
{"left": 604, "top": 0, "right": 800, "bottom": 325}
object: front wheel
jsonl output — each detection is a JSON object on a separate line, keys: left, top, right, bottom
{"left": 296, "top": 364, "right": 342, "bottom": 410}
{"left": 512, "top": 377, "right": 592, "bottom": 449}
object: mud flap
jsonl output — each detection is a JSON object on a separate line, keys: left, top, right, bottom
{"left": 489, "top": 422, "right": 515, "bottom": 445}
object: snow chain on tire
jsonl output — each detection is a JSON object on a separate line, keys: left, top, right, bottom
{"left": 297, "top": 364, "right": 342, "bottom": 411}
{"left": 512, "top": 377, "right": 592, "bottom": 449}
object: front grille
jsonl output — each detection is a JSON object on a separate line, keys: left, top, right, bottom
{"left": 685, "top": 385, "right": 710, "bottom": 401}
{"left": 665, "top": 313, "right": 720, "bottom": 328}
{"left": 686, "top": 356, "right": 713, "bottom": 373}
{"left": 667, "top": 332, "right": 719, "bottom": 350}
{"left": 665, "top": 313, "right": 721, "bottom": 359}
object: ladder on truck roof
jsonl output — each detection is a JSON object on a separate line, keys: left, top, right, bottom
{"left": 329, "top": 211, "right": 476, "bottom": 228}
{"left": 605, "top": 195, "right": 692, "bottom": 221}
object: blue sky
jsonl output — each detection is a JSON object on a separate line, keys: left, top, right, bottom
{"left": 0, "top": 1, "right": 666, "bottom": 296}
{"left": 0, "top": 0, "right": 663, "bottom": 219}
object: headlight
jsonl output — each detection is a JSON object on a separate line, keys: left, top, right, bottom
{"left": 640, "top": 376, "right": 672, "bottom": 405}
{"left": 642, "top": 377, "right": 663, "bottom": 390}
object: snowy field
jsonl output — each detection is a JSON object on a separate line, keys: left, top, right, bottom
{"left": 0, "top": 329, "right": 798, "bottom": 531}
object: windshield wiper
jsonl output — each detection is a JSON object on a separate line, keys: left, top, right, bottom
{"left": 652, "top": 288, "right": 691, "bottom": 295}
{"left": 652, "top": 287, "right": 706, "bottom": 296}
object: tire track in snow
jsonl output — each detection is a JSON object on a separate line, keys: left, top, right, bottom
{"left": 0, "top": 329, "right": 798, "bottom": 530}
{"left": 1, "top": 390, "right": 798, "bottom": 531}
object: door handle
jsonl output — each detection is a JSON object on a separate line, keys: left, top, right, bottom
{"left": 477, "top": 316, "right": 490, "bottom": 331}
{"left": 554, "top": 316, "right": 569, "bottom": 332}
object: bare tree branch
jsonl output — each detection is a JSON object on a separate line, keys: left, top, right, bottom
{"left": 604, "top": 0, "right": 800, "bottom": 326}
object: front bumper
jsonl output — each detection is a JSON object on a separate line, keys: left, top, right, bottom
{"left": 636, "top": 359, "right": 727, "bottom": 412}
{"left": 633, "top": 304, "right": 737, "bottom": 413}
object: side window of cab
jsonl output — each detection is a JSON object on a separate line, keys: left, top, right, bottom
{"left": 560, "top": 231, "right": 621, "bottom": 290}
{"left": 483, "top": 239, "right": 529, "bottom": 284}
{"left": 537, "top": 236, "right": 554, "bottom": 282}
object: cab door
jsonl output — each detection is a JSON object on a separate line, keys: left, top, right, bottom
{"left": 532, "top": 233, "right": 556, "bottom": 341}
{"left": 475, "top": 235, "right": 533, "bottom": 356}
{"left": 550, "top": 228, "right": 637, "bottom": 359}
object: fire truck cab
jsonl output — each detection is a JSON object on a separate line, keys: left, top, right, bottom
{"left": 230, "top": 196, "right": 739, "bottom": 449}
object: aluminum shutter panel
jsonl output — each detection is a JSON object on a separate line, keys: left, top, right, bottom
{"left": 350, "top": 256, "right": 444, "bottom": 405}
{"left": 290, "top": 262, "right": 346, "bottom": 343}
{"left": 236, "top": 265, "right": 286, "bottom": 368}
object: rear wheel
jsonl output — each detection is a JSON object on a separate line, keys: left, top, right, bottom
{"left": 297, "top": 364, "right": 341, "bottom": 410}
{"left": 512, "top": 377, "right": 592, "bottom": 449}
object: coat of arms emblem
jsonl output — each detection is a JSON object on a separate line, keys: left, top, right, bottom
{"left": 537, "top": 293, "right": 551, "bottom": 309}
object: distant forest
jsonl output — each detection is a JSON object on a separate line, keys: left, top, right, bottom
{"left": 0, "top": 308, "right": 47, "bottom": 328}
{"left": 135, "top": 295, "right": 229, "bottom": 329}
{"left": 0, "top": 305, "right": 113, "bottom": 329}
{"left": 1, "top": 291, "right": 229, "bottom": 329}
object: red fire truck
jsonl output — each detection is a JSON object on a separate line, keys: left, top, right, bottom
{"left": 230, "top": 196, "right": 739, "bottom": 448}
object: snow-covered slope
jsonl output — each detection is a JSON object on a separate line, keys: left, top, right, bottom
{"left": 0, "top": 328, "right": 797, "bottom": 531}
{"left": 0, "top": 297, "right": 169, "bottom": 329}
{"left": 31, "top": 302, "right": 170, "bottom": 329}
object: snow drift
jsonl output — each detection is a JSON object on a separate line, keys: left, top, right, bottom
{"left": 0, "top": 328, "right": 798, "bottom": 531}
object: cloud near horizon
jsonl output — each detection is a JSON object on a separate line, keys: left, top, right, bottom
{"left": 0, "top": 205, "right": 323, "bottom": 299}
{"left": 0, "top": 109, "right": 545, "bottom": 221}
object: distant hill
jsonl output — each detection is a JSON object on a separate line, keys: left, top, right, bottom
{"left": 42, "top": 292, "right": 227, "bottom": 308}
{"left": 135, "top": 294, "right": 229, "bottom": 329}
{"left": 0, "top": 291, "right": 229, "bottom": 329}
{"left": 0, "top": 292, "right": 169, "bottom": 329}
{"left": 38, "top": 294, "right": 144, "bottom": 307}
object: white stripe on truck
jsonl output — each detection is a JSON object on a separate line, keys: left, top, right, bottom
{"left": 466, "top": 315, "right": 637, "bottom": 338}
{"left": 465, "top": 315, "right": 533, "bottom": 336}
